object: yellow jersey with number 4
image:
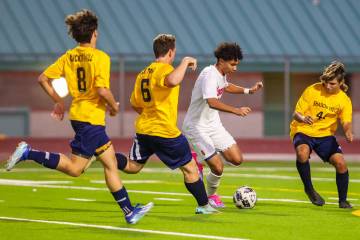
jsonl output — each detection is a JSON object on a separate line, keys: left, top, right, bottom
{"left": 44, "top": 46, "right": 110, "bottom": 126}
{"left": 130, "top": 62, "right": 181, "bottom": 138}
{"left": 290, "top": 83, "right": 352, "bottom": 139}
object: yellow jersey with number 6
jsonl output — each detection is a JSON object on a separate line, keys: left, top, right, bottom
{"left": 290, "top": 83, "right": 352, "bottom": 139}
{"left": 130, "top": 62, "right": 181, "bottom": 138}
{"left": 44, "top": 46, "right": 110, "bottom": 126}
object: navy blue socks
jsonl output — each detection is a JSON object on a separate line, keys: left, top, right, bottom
{"left": 296, "top": 160, "right": 314, "bottom": 191}
{"left": 28, "top": 150, "right": 60, "bottom": 169}
{"left": 336, "top": 170, "right": 349, "bottom": 202}
{"left": 111, "top": 187, "right": 134, "bottom": 216}
{"left": 185, "top": 179, "right": 208, "bottom": 207}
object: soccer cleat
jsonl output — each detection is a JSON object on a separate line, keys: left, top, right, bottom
{"left": 305, "top": 188, "right": 325, "bottom": 206}
{"left": 208, "top": 194, "right": 225, "bottom": 208}
{"left": 339, "top": 200, "right": 352, "bottom": 209}
{"left": 6, "top": 141, "right": 31, "bottom": 171}
{"left": 125, "top": 202, "right": 154, "bottom": 224}
{"left": 195, "top": 204, "right": 220, "bottom": 214}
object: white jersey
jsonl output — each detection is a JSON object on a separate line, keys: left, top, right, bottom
{"left": 183, "top": 65, "right": 228, "bottom": 129}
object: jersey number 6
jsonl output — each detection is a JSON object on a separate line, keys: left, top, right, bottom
{"left": 141, "top": 79, "right": 151, "bottom": 102}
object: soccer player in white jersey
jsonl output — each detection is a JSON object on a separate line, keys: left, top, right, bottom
{"left": 182, "top": 42, "right": 263, "bottom": 208}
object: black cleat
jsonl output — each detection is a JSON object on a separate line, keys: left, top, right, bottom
{"left": 339, "top": 201, "right": 352, "bottom": 209}
{"left": 305, "top": 189, "right": 325, "bottom": 206}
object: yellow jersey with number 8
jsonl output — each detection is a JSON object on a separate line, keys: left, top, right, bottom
{"left": 44, "top": 46, "right": 110, "bottom": 126}
{"left": 290, "top": 83, "right": 352, "bottom": 139}
{"left": 130, "top": 62, "right": 181, "bottom": 138}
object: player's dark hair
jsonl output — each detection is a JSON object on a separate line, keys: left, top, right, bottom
{"left": 214, "top": 42, "right": 243, "bottom": 61}
{"left": 153, "top": 34, "right": 176, "bottom": 58}
{"left": 65, "top": 9, "right": 98, "bottom": 43}
{"left": 320, "top": 61, "right": 348, "bottom": 92}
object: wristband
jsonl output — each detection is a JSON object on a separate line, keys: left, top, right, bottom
{"left": 244, "top": 88, "right": 250, "bottom": 94}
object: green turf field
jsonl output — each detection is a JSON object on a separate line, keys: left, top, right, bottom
{"left": 0, "top": 160, "right": 359, "bottom": 240}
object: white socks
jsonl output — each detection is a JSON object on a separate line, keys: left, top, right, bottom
{"left": 206, "top": 171, "right": 222, "bottom": 196}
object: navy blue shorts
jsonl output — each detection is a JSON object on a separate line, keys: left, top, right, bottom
{"left": 293, "top": 132, "right": 343, "bottom": 162}
{"left": 130, "top": 133, "right": 192, "bottom": 170}
{"left": 70, "top": 120, "right": 111, "bottom": 159}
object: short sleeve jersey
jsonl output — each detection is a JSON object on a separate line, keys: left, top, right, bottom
{"left": 130, "top": 62, "right": 180, "bottom": 138}
{"left": 182, "top": 65, "right": 229, "bottom": 130}
{"left": 44, "top": 46, "right": 110, "bottom": 126}
{"left": 290, "top": 83, "right": 352, "bottom": 139}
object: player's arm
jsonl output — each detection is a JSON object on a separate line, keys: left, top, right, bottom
{"left": 342, "top": 122, "right": 353, "bottom": 143}
{"left": 207, "top": 98, "right": 251, "bottom": 117}
{"left": 164, "top": 57, "right": 197, "bottom": 87}
{"left": 97, "top": 88, "right": 119, "bottom": 116}
{"left": 292, "top": 111, "right": 313, "bottom": 125}
{"left": 38, "top": 73, "right": 65, "bottom": 120}
{"left": 225, "top": 82, "right": 263, "bottom": 94}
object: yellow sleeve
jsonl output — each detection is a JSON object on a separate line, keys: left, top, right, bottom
{"left": 295, "top": 87, "right": 311, "bottom": 113}
{"left": 43, "top": 54, "right": 66, "bottom": 79}
{"left": 155, "top": 64, "right": 174, "bottom": 88}
{"left": 95, "top": 53, "right": 110, "bottom": 88}
{"left": 340, "top": 96, "right": 352, "bottom": 123}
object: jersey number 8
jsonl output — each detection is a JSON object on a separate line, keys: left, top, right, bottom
{"left": 77, "top": 67, "right": 86, "bottom": 92}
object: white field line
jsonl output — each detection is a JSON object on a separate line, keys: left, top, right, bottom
{"left": 0, "top": 179, "right": 72, "bottom": 186}
{"left": 0, "top": 216, "right": 249, "bottom": 240}
{"left": 90, "top": 180, "right": 163, "bottom": 184}
{"left": 0, "top": 180, "right": 356, "bottom": 206}
{"left": 328, "top": 197, "right": 358, "bottom": 201}
{"left": 66, "top": 198, "right": 96, "bottom": 202}
{"left": 154, "top": 198, "right": 183, "bottom": 201}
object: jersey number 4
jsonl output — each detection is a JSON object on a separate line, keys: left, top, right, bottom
{"left": 141, "top": 79, "right": 151, "bottom": 102}
{"left": 316, "top": 111, "right": 326, "bottom": 120}
{"left": 77, "top": 67, "right": 86, "bottom": 92}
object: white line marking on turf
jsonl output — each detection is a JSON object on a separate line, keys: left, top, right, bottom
{"left": 0, "top": 181, "right": 356, "bottom": 206}
{"left": 66, "top": 198, "right": 96, "bottom": 202}
{"left": 0, "top": 179, "right": 72, "bottom": 186}
{"left": 328, "top": 197, "right": 358, "bottom": 201}
{"left": 90, "top": 180, "right": 163, "bottom": 184}
{"left": 0, "top": 200, "right": 4, "bottom": 203}
{"left": 154, "top": 198, "right": 183, "bottom": 201}
{"left": 0, "top": 217, "right": 249, "bottom": 240}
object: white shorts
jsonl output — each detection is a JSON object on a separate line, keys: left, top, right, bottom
{"left": 183, "top": 125, "right": 236, "bottom": 162}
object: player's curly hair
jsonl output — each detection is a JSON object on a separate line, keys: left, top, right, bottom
{"left": 153, "top": 34, "right": 176, "bottom": 58}
{"left": 320, "top": 61, "right": 348, "bottom": 92}
{"left": 214, "top": 42, "right": 243, "bottom": 61}
{"left": 65, "top": 9, "right": 98, "bottom": 43}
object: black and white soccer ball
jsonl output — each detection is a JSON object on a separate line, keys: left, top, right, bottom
{"left": 233, "top": 186, "right": 257, "bottom": 209}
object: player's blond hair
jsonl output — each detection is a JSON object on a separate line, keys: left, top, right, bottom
{"left": 320, "top": 61, "right": 348, "bottom": 92}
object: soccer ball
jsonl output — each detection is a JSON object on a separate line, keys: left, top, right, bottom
{"left": 233, "top": 186, "right": 257, "bottom": 209}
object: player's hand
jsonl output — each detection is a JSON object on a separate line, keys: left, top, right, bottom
{"left": 302, "top": 115, "right": 313, "bottom": 125}
{"left": 250, "top": 82, "right": 264, "bottom": 93}
{"left": 51, "top": 102, "right": 65, "bottom": 121}
{"left": 233, "top": 107, "right": 251, "bottom": 117}
{"left": 109, "top": 102, "right": 120, "bottom": 117}
{"left": 183, "top": 57, "right": 197, "bottom": 71}
{"left": 345, "top": 131, "right": 353, "bottom": 143}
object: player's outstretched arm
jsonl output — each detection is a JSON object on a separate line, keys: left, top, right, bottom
{"left": 207, "top": 98, "right": 251, "bottom": 117}
{"left": 165, "top": 57, "right": 197, "bottom": 88}
{"left": 225, "top": 81, "right": 263, "bottom": 94}
{"left": 97, "top": 87, "right": 119, "bottom": 116}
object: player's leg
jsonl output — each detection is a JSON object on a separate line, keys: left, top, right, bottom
{"left": 6, "top": 141, "right": 88, "bottom": 177}
{"left": 204, "top": 154, "right": 226, "bottom": 208}
{"left": 329, "top": 153, "right": 351, "bottom": 208}
{"left": 293, "top": 133, "right": 324, "bottom": 206}
{"left": 317, "top": 136, "right": 352, "bottom": 209}
{"left": 155, "top": 134, "right": 218, "bottom": 214}
{"left": 97, "top": 144, "right": 153, "bottom": 223}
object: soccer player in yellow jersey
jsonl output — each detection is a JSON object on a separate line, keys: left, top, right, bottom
{"left": 6, "top": 9, "right": 153, "bottom": 223}
{"left": 116, "top": 34, "right": 217, "bottom": 214}
{"left": 290, "top": 61, "right": 353, "bottom": 209}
